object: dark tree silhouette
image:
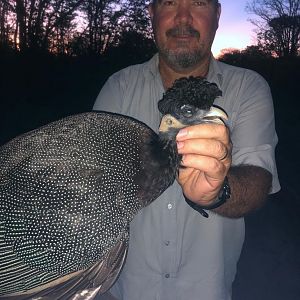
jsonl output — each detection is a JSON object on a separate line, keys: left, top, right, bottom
{"left": 268, "top": 15, "right": 300, "bottom": 57}
{"left": 246, "top": 0, "right": 300, "bottom": 57}
{"left": 1, "top": 0, "right": 84, "bottom": 53}
{"left": 107, "top": 29, "right": 156, "bottom": 65}
{"left": 0, "top": 0, "right": 154, "bottom": 56}
{"left": 123, "top": 0, "right": 152, "bottom": 36}
{"left": 78, "top": 0, "right": 124, "bottom": 55}
{"left": 0, "top": 1, "right": 12, "bottom": 48}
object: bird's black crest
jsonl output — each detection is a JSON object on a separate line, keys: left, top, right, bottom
{"left": 158, "top": 76, "right": 222, "bottom": 115}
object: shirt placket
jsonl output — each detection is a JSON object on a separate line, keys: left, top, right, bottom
{"left": 160, "top": 183, "right": 181, "bottom": 281}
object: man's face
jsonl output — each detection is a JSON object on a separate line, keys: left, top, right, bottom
{"left": 149, "top": 0, "right": 221, "bottom": 72}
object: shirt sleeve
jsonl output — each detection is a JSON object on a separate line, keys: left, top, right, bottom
{"left": 93, "top": 73, "right": 123, "bottom": 114}
{"left": 230, "top": 71, "right": 280, "bottom": 193}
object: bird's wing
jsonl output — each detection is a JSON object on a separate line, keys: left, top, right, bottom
{"left": 0, "top": 239, "right": 127, "bottom": 300}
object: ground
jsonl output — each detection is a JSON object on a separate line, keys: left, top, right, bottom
{"left": 233, "top": 186, "right": 300, "bottom": 300}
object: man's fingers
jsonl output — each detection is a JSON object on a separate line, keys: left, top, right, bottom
{"left": 177, "top": 138, "right": 230, "bottom": 162}
{"left": 176, "top": 123, "right": 230, "bottom": 143}
{"left": 180, "top": 154, "right": 227, "bottom": 178}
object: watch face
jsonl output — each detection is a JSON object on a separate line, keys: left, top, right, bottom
{"left": 221, "top": 177, "right": 231, "bottom": 201}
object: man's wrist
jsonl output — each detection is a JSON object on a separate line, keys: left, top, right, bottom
{"left": 185, "top": 176, "right": 231, "bottom": 217}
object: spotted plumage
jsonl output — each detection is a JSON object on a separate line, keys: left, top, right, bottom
{"left": 0, "top": 77, "right": 225, "bottom": 299}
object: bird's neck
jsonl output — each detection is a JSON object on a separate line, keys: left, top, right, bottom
{"left": 158, "top": 131, "right": 182, "bottom": 172}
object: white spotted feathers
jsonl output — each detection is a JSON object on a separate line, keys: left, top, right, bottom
{"left": 0, "top": 77, "right": 223, "bottom": 298}
{"left": 0, "top": 112, "right": 166, "bottom": 296}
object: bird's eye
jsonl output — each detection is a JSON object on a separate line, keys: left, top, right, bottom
{"left": 180, "top": 105, "right": 195, "bottom": 117}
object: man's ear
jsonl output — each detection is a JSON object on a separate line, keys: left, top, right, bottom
{"left": 148, "top": 3, "right": 154, "bottom": 22}
{"left": 216, "top": 3, "right": 221, "bottom": 29}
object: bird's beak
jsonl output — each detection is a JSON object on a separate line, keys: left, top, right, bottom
{"left": 202, "top": 106, "right": 228, "bottom": 125}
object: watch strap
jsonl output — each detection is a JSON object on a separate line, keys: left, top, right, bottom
{"left": 185, "top": 176, "right": 231, "bottom": 218}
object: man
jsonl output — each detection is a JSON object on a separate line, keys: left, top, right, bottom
{"left": 93, "top": 0, "right": 280, "bottom": 299}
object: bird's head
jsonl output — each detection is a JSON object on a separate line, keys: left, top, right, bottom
{"left": 158, "top": 76, "right": 227, "bottom": 139}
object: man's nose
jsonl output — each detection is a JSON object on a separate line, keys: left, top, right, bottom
{"left": 174, "top": 5, "right": 193, "bottom": 25}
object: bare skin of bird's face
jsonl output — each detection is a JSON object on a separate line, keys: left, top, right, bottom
{"left": 158, "top": 105, "right": 228, "bottom": 132}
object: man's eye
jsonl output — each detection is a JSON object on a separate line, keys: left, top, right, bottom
{"left": 162, "top": 0, "right": 176, "bottom": 6}
{"left": 194, "top": 0, "right": 208, "bottom": 6}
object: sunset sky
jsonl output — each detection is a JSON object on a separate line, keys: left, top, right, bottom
{"left": 211, "top": 0, "right": 257, "bottom": 56}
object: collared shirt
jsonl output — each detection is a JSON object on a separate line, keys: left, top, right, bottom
{"left": 93, "top": 54, "right": 280, "bottom": 300}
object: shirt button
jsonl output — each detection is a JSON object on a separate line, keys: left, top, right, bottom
{"left": 167, "top": 203, "right": 173, "bottom": 210}
{"left": 165, "top": 273, "right": 170, "bottom": 278}
{"left": 164, "top": 241, "right": 170, "bottom": 246}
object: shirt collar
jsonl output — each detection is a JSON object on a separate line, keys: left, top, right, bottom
{"left": 207, "top": 55, "right": 223, "bottom": 88}
{"left": 144, "top": 53, "right": 160, "bottom": 79}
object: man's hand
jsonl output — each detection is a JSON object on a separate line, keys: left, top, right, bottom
{"left": 176, "top": 123, "right": 232, "bottom": 206}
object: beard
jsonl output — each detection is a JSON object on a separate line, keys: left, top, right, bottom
{"left": 159, "top": 46, "right": 203, "bottom": 70}
{"left": 156, "top": 25, "right": 205, "bottom": 71}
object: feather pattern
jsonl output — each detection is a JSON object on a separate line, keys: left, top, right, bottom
{"left": 0, "top": 112, "right": 173, "bottom": 297}
{"left": 0, "top": 77, "right": 223, "bottom": 299}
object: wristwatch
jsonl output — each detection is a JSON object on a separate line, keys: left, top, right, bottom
{"left": 185, "top": 176, "right": 231, "bottom": 218}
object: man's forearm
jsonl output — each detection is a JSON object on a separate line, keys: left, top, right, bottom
{"left": 213, "top": 165, "right": 272, "bottom": 218}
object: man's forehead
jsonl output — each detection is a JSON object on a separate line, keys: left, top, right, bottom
{"left": 152, "top": 0, "right": 219, "bottom": 5}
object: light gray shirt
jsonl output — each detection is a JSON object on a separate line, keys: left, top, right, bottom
{"left": 93, "top": 54, "right": 280, "bottom": 300}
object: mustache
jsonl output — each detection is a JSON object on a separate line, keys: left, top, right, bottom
{"left": 166, "top": 26, "right": 200, "bottom": 38}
